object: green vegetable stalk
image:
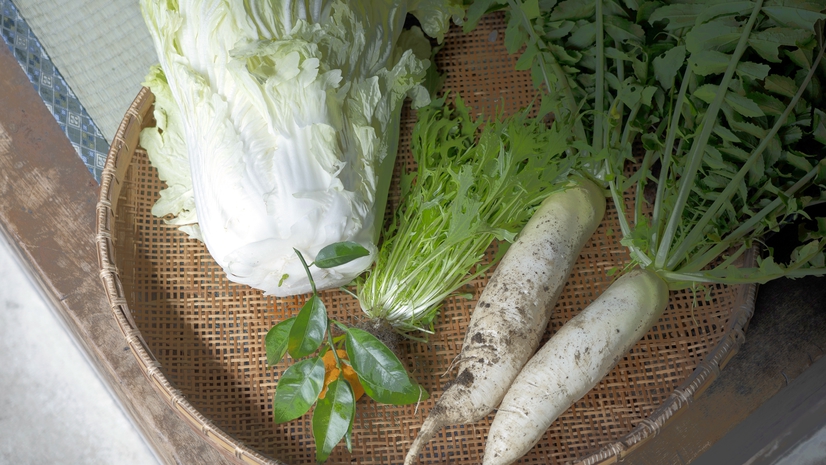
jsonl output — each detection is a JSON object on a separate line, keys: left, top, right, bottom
{"left": 612, "top": 0, "right": 826, "bottom": 287}
{"left": 465, "top": 0, "right": 826, "bottom": 285}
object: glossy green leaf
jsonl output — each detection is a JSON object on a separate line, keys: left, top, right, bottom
{"left": 312, "top": 379, "right": 355, "bottom": 463}
{"left": 345, "top": 327, "right": 412, "bottom": 393}
{"left": 359, "top": 377, "right": 429, "bottom": 405}
{"left": 265, "top": 317, "right": 295, "bottom": 366}
{"left": 273, "top": 357, "right": 325, "bottom": 423}
{"left": 288, "top": 295, "right": 327, "bottom": 359}
{"left": 314, "top": 241, "right": 370, "bottom": 269}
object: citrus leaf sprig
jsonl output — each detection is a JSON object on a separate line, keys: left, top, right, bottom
{"left": 265, "top": 242, "right": 428, "bottom": 463}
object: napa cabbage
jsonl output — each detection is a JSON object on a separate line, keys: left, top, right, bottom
{"left": 138, "top": 0, "right": 462, "bottom": 296}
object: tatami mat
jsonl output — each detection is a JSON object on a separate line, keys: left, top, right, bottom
{"left": 11, "top": 0, "right": 156, "bottom": 143}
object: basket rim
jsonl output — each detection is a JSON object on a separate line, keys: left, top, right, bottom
{"left": 95, "top": 87, "right": 281, "bottom": 465}
{"left": 95, "top": 86, "right": 759, "bottom": 465}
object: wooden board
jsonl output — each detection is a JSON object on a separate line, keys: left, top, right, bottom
{"left": 0, "top": 40, "right": 236, "bottom": 465}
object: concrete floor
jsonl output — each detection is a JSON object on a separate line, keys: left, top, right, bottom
{"left": 0, "top": 235, "right": 159, "bottom": 464}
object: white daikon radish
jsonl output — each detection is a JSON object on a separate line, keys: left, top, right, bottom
{"left": 482, "top": 268, "right": 668, "bottom": 465}
{"left": 404, "top": 177, "right": 605, "bottom": 465}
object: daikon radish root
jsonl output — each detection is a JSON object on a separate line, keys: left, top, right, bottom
{"left": 483, "top": 268, "right": 669, "bottom": 465}
{"left": 404, "top": 177, "right": 605, "bottom": 465}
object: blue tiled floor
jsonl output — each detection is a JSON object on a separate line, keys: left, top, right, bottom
{"left": 1, "top": 0, "right": 109, "bottom": 182}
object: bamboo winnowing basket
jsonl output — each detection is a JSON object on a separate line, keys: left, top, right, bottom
{"left": 95, "top": 13, "right": 758, "bottom": 465}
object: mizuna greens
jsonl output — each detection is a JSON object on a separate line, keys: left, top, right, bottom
{"left": 139, "top": 0, "right": 462, "bottom": 297}
{"left": 473, "top": 1, "right": 826, "bottom": 464}
{"left": 356, "top": 96, "right": 573, "bottom": 336}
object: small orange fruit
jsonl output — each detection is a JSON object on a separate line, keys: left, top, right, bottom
{"left": 320, "top": 349, "right": 365, "bottom": 401}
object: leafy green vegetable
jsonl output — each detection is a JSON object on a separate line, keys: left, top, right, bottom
{"left": 139, "top": 0, "right": 463, "bottom": 298}
{"left": 357, "top": 95, "right": 574, "bottom": 335}
{"left": 265, "top": 317, "right": 295, "bottom": 366}
{"left": 472, "top": 0, "right": 826, "bottom": 288}
{"left": 373, "top": 0, "right": 680, "bottom": 342}
{"left": 606, "top": 0, "right": 826, "bottom": 288}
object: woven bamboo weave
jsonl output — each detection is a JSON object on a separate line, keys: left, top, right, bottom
{"left": 96, "top": 13, "right": 757, "bottom": 465}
